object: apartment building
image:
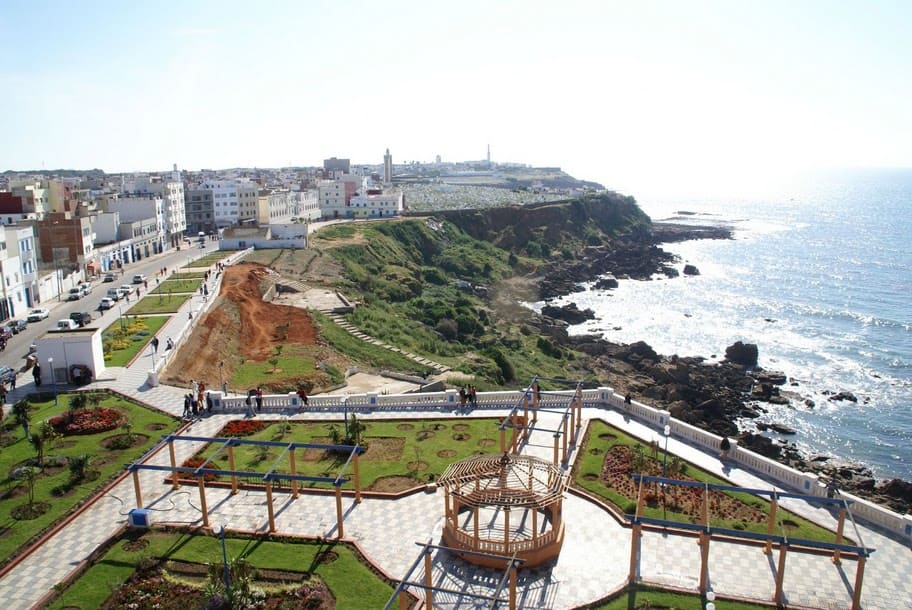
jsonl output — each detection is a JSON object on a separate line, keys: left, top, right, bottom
{"left": 123, "top": 169, "right": 187, "bottom": 247}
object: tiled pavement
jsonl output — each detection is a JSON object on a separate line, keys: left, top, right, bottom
{"left": 1, "top": 264, "right": 910, "bottom": 608}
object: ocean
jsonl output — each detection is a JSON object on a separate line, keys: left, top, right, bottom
{"left": 538, "top": 168, "right": 912, "bottom": 480}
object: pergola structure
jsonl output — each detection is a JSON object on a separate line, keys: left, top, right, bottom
{"left": 498, "top": 376, "right": 585, "bottom": 466}
{"left": 384, "top": 541, "right": 526, "bottom": 610}
{"left": 127, "top": 434, "right": 364, "bottom": 537}
{"left": 437, "top": 452, "right": 569, "bottom": 568}
{"left": 627, "top": 474, "right": 876, "bottom": 610}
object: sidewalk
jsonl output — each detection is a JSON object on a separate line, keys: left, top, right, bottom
{"left": 0, "top": 259, "right": 909, "bottom": 608}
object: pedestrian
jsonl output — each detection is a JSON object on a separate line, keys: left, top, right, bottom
{"left": 297, "top": 387, "right": 309, "bottom": 406}
{"left": 151, "top": 336, "right": 159, "bottom": 353}
{"left": 470, "top": 385, "right": 477, "bottom": 408}
{"left": 458, "top": 386, "right": 466, "bottom": 407}
{"left": 8, "top": 370, "right": 16, "bottom": 390}
{"left": 182, "top": 394, "right": 192, "bottom": 419}
{"left": 205, "top": 391, "right": 213, "bottom": 415}
{"left": 191, "top": 379, "right": 199, "bottom": 395}
{"left": 191, "top": 395, "right": 199, "bottom": 417}
{"left": 32, "top": 363, "right": 41, "bottom": 387}
{"left": 255, "top": 387, "right": 263, "bottom": 412}
{"left": 720, "top": 436, "right": 731, "bottom": 460}
{"left": 144, "top": 279, "right": 148, "bottom": 289}
{"left": 137, "top": 287, "right": 141, "bottom": 298}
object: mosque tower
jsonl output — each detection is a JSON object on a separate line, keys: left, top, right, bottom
{"left": 383, "top": 148, "right": 392, "bottom": 185}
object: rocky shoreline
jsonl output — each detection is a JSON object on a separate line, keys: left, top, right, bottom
{"left": 529, "top": 221, "right": 912, "bottom": 515}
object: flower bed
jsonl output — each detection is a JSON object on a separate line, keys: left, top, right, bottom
{"left": 180, "top": 456, "right": 219, "bottom": 481}
{"left": 219, "top": 420, "right": 267, "bottom": 437}
{"left": 49, "top": 407, "right": 123, "bottom": 436}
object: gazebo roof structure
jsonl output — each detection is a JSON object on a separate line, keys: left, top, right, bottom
{"left": 438, "top": 452, "right": 568, "bottom": 509}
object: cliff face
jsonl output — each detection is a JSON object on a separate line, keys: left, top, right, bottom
{"left": 433, "top": 193, "right": 651, "bottom": 251}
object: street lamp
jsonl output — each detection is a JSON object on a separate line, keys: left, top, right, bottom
{"left": 705, "top": 590, "right": 715, "bottom": 610}
{"left": 342, "top": 396, "right": 349, "bottom": 442}
{"left": 48, "top": 357, "right": 58, "bottom": 407}
{"left": 661, "top": 424, "right": 671, "bottom": 478}
{"left": 217, "top": 524, "right": 230, "bottom": 592}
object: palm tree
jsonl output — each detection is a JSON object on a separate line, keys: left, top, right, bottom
{"left": 15, "top": 466, "right": 40, "bottom": 507}
{"left": 13, "top": 399, "right": 30, "bottom": 439}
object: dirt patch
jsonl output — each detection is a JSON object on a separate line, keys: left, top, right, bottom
{"left": 437, "top": 449, "right": 456, "bottom": 458}
{"left": 100, "top": 433, "right": 150, "bottom": 450}
{"left": 368, "top": 475, "right": 423, "bottom": 493}
{"left": 452, "top": 433, "right": 471, "bottom": 442}
{"left": 122, "top": 538, "right": 150, "bottom": 552}
{"left": 598, "top": 433, "right": 617, "bottom": 442}
{"left": 452, "top": 424, "right": 470, "bottom": 431}
{"left": 396, "top": 423, "right": 415, "bottom": 431}
{"left": 146, "top": 423, "right": 169, "bottom": 431}
{"left": 407, "top": 461, "right": 429, "bottom": 471}
{"left": 11, "top": 502, "right": 51, "bottom": 520}
{"left": 161, "top": 262, "right": 320, "bottom": 388}
{"left": 416, "top": 431, "right": 435, "bottom": 441}
{"left": 478, "top": 438, "right": 496, "bottom": 448}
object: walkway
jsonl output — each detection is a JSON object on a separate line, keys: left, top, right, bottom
{"left": 0, "top": 260, "right": 909, "bottom": 609}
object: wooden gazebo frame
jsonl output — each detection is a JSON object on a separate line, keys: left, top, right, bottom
{"left": 437, "top": 452, "right": 569, "bottom": 568}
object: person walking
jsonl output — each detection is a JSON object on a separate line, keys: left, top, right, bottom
{"left": 151, "top": 336, "right": 159, "bottom": 353}
{"left": 32, "top": 363, "right": 41, "bottom": 387}
{"left": 255, "top": 387, "right": 263, "bottom": 412}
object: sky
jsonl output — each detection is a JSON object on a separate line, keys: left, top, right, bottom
{"left": 1, "top": 0, "right": 910, "bottom": 198}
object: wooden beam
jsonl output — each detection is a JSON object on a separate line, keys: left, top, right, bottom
{"left": 168, "top": 440, "right": 179, "bottom": 489}
{"left": 335, "top": 485, "right": 344, "bottom": 539}
{"left": 265, "top": 480, "right": 276, "bottom": 532}
{"left": 774, "top": 544, "right": 788, "bottom": 606}
{"left": 132, "top": 470, "right": 143, "bottom": 509}
{"left": 851, "top": 555, "right": 866, "bottom": 610}
{"left": 197, "top": 477, "right": 209, "bottom": 528}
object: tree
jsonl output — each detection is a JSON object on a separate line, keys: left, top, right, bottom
{"left": 15, "top": 466, "right": 41, "bottom": 507}
{"left": 68, "top": 454, "right": 91, "bottom": 482}
{"left": 13, "top": 399, "right": 30, "bottom": 439}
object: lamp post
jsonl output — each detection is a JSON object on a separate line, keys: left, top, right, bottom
{"left": 661, "top": 424, "right": 671, "bottom": 478}
{"left": 217, "top": 524, "right": 230, "bottom": 592}
{"left": 342, "top": 397, "right": 349, "bottom": 441}
{"left": 705, "top": 590, "right": 715, "bottom": 610}
{"left": 48, "top": 357, "right": 58, "bottom": 407}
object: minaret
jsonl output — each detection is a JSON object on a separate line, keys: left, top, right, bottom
{"left": 487, "top": 144, "right": 491, "bottom": 168}
{"left": 383, "top": 148, "right": 392, "bottom": 185}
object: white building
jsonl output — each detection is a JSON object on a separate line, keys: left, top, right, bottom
{"left": 0, "top": 227, "right": 28, "bottom": 320}
{"left": 197, "top": 179, "right": 260, "bottom": 227}
{"left": 293, "top": 188, "right": 320, "bottom": 222}
{"left": 123, "top": 168, "right": 186, "bottom": 248}
{"left": 101, "top": 195, "right": 166, "bottom": 255}
{"left": 5, "top": 225, "right": 39, "bottom": 311}
{"left": 348, "top": 190, "right": 404, "bottom": 219}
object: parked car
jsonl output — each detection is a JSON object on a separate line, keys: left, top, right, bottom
{"left": 132, "top": 274, "right": 147, "bottom": 284}
{"left": 56, "top": 319, "right": 79, "bottom": 331}
{"left": 69, "top": 312, "right": 92, "bottom": 327}
{"left": 0, "top": 365, "right": 13, "bottom": 380}
{"left": 5, "top": 319, "right": 27, "bottom": 334}
{"left": 106, "top": 288, "right": 123, "bottom": 301}
{"left": 102, "top": 273, "right": 117, "bottom": 283}
{"left": 27, "top": 308, "right": 50, "bottom": 322}
{"left": 67, "top": 287, "right": 83, "bottom": 301}
{"left": 0, "top": 326, "right": 11, "bottom": 341}
{"left": 80, "top": 283, "right": 93, "bottom": 295}
{"left": 120, "top": 284, "right": 136, "bottom": 295}
{"left": 99, "top": 297, "right": 115, "bottom": 310}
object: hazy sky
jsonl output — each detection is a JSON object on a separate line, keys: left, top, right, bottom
{"left": 1, "top": 0, "right": 909, "bottom": 197}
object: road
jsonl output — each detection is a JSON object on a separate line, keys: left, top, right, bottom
{"left": 1, "top": 239, "right": 220, "bottom": 375}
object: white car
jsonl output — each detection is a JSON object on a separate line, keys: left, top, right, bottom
{"left": 120, "top": 284, "right": 136, "bottom": 295}
{"left": 99, "top": 297, "right": 115, "bottom": 310}
{"left": 27, "top": 308, "right": 50, "bottom": 322}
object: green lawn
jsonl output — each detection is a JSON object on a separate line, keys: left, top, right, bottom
{"left": 312, "top": 311, "right": 433, "bottom": 374}
{"left": 101, "top": 316, "right": 170, "bottom": 365}
{"left": 151, "top": 278, "right": 203, "bottom": 294}
{"left": 231, "top": 351, "right": 319, "bottom": 390}
{"left": 124, "top": 293, "right": 191, "bottom": 315}
{"left": 192, "top": 418, "right": 500, "bottom": 490}
{"left": 186, "top": 252, "right": 231, "bottom": 268}
{"left": 0, "top": 393, "right": 179, "bottom": 569}
{"left": 589, "top": 585, "right": 774, "bottom": 609}
{"left": 170, "top": 271, "right": 207, "bottom": 279}
{"left": 575, "top": 420, "right": 839, "bottom": 543}
{"left": 48, "top": 529, "right": 394, "bottom": 610}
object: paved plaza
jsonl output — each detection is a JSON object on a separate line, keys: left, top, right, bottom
{"left": 0, "top": 258, "right": 910, "bottom": 609}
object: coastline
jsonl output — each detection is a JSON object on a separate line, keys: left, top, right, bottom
{"left": 526, "top": 222, "right": 912, "bottom": 514}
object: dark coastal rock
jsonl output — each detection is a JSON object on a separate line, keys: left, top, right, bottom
{"left": 725, "top": 341, "right": 759, "bottom": 367}
{"left": 753, "top": 372, "right": 787, "bottom": 385}
{"left": 541, "top": 303, "right": 595, "bottom": 325}
{"left": 683, "top": 264, "right": 700, "bottom": 276}
{"left": 736, "top": 433, "right": 782, "bottom": 459}
{"left": 828, "top": 391, "right": 858, "bottom": 403}
{"left": 594, "top": 274, "right": 619, "bottom": 289}
{"left": 768, "top": 423, "right": 797, "bottom": 435}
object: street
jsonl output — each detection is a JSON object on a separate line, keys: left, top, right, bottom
{"left": 0, "top": 240, "right": 219, "bottom": 376}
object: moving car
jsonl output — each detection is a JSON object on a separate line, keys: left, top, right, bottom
{"left": 27, "top": 308, "right": 50, "bottom": 322}
{"left": 132, "top": 274, "right": 147, "bottom": 284}
{"left": 102, "top": 273, "right": 116, "bottom": 282}
{"left": 99, "top": 297, "right": 115, "bottom": 310}
{"left": 5, "top": 319, "right": 27, "bottom": 334}
{"left": 69, "top": 312, "right": 92, "bottom": 327}
{"left": 67, "top": 287, "right": 83, "bottom": 301}
{"left": 80, "top": 283, "right": 93, "bottom": 295}
{"left": 106, "top": 288, "right": 123, "bottom": 301}
{"left": 56, "top": 319, "right": 79, "bottom": 331}
{"left": 120, "top": 284, "right": 136, "bottom": 295}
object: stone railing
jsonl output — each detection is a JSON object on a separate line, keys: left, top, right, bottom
{"left": 201, "top": 384, "right": 910, "bottom": 543}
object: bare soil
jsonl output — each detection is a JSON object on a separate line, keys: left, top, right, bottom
{"left": 162, "top": 262, "right": 320, "bottom": 388}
